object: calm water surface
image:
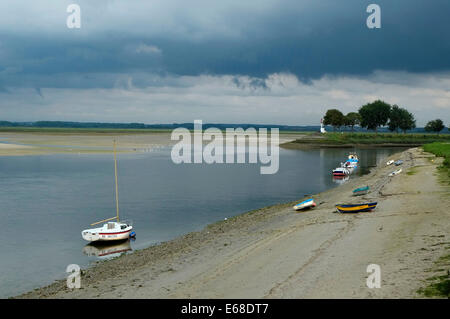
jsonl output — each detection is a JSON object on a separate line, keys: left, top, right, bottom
{"left": 0, "top": 147, "right": 405, "bottom": 297}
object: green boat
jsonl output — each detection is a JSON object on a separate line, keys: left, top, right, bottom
{"left": 352, "top": 186, "right": 369, "bottom": 196}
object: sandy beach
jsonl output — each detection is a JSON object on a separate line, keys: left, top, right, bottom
{"left": 0, "top": 131, "right": 300, "bottom": 156}
{"left": 0, "top": 132, "right": 175, "bottom": 156}
{"left": 17, "top": 146, "right": 449, "bottom": 299}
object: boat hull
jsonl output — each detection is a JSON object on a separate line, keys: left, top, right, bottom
{"left": 293, "top": 199, "right": 316, "bottom": 210}
{"left": 336, "top": 202, "right": 377, "bottom": 213}
{"left": 352, "top": 186, "right": 369, "bottom": 196}
{"left": 82, "top": 225, "right": 133, "bottom": 242}
{"left": 389, "top": 168, "right": 402, "bottom": 176}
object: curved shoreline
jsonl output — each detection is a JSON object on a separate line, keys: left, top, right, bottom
{"left": 17, "top": 147, "right": 450, "bottom": 299}
{"left": 280, "top": 141, "right": 424, "bottom": 149}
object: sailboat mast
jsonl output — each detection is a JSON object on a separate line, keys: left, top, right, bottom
{"left": 114, "top": 139, "right": 120, "bottom": 222}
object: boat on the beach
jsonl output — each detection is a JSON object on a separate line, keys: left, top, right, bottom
{"left": 336, "top": 202, "right": 377, "bottom": 213}
{"left": 352, "top": 186, "right": 369, "bottom": 196}
{"left": 293, "top": 198, "right": 316, "bottom": 211}
{"left": 386, "top": 160, "right": 394, "bottom": 166}
{"left": 81, "top": 140, "right": 134, "bottom": 243}
{"left": 394, "top": 160, "right": 403, "bottom": 166}
{"left": 389, "top": 168, "right": 402, "bottom": 176}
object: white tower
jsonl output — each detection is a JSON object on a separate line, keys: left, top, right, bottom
{"left": 320, "top": 118, "right": 327, "bottom": 134}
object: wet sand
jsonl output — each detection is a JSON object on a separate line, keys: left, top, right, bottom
{"left": 0, "top": 132, "right": 174, "bottom": 156}
{"left": 0, "top": 132, "right": 300, "bottom": 156}
{"left": 18, "top": 147, "right": 450, "bottom": 298}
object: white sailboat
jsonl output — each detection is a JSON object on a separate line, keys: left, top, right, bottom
{"left": 81, "top": 140, "right": 134, "bottom": 242}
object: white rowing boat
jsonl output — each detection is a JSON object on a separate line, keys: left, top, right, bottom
{"left": 389, "top": 168, "right": 402, "bottom": 176}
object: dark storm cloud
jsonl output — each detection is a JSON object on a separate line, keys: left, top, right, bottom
{"left": 1, "top": 0, "right": 450, "bottom": 90}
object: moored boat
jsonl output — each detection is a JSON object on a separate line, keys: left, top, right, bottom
{"left": 81, "top": 140, "right": 135, "bottom": 243}
{"left": 352, "top": 185, "right": 369, "bottom": 196}
{"left": 346, "top": 153, "right": 359, "bottom": 166}
{"left": 293, "top": 198, "right": 316, "bottom": 211}
{"left": 336, "top": 202, "right": 377, "bottom": 213}
{"left": 332, "top": 167, "right": 350, "bottom": 176}
{"left": 386, "top": 160, "right": 394, "bottom": 166}
{"left": 82, "top": 221, "right": 133, "bottom": 242}
{"left": 333, "top": 153, "right": 358, "bottom": 176}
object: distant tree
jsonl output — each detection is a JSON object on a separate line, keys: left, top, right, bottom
{"left": 425, "top": 119, "right": 445, "bottom": 134}
{"left": 358, "top": 100, "right": 391, "bottom": 133}
{"left": 323, "top": 109, "right": 345, "bottom": 131}
{"left": 398, "top": 110, "right": 416, "bottom": 133}
{"left": 344, "top": 112, "right": 361, "bottom": 132}
{"left": 388, "top": 105, "right": 416, "bottom": 133}
{"left": 388, "top": 105, "right": 402, "bottom": 133}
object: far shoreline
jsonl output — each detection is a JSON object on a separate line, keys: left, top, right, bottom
{"left": 280, "top": 141, "right": 424, "bottom": 149}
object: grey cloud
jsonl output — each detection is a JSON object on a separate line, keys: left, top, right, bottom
{"left": 0, "top": 1, "right": 449, "bottom": 125}
{"left": 1, "top": 0, "right": 450, "bottom": 90}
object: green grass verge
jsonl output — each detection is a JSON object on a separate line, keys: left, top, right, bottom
{"left": 417, "top": 254, "right": 450, "bottom": 298}
{"left": 423, "top": 142, "right": 450, "bottom": 169}
{"left": 292, "top": 132, "right": 450, "bottom": 145}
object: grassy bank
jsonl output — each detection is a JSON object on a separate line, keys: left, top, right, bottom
{"left": 417, "top": 142, "right": 450, "bottom": 297}
{"left": 417, "top": 254, "right": 450, "bottom": 298}
{"left": 287, "top": 132, "right": 450, "bottom": 147}
{"left": 423, "top": 142, "right": 450, "bottom": 169}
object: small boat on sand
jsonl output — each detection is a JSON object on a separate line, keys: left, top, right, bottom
{"left": 293, "top": 198, "right": 316, "bottom": 211}
{"left": 352, "top": 186, "right": 369, "bottom": 196}
{"left": 389, "top": 168, "right": 402, "bottom": 176}
{"left": 386, "top": 160, "right": 394, "bottom": 166}
{"left": 336, "top": 202, "right": 377, "bottom": 213}
{"left": 394, "top": 160, "right": 403, "bottom": 166}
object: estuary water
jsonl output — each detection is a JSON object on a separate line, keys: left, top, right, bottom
{"left": 0, "top": 146, "right": 405, "bottom": 297}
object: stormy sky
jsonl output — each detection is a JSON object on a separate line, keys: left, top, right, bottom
{"left": 1, "top": 0, "right": 449, "bottom": 126}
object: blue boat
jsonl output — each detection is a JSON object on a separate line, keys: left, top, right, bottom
{"left": 352, "top": 186, "right": 369, "bottom": 196}
{"left": 394, "top": 160, "right": 403, "bottom": 166}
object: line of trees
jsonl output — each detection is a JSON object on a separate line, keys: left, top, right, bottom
{"left": 322, "top": 109, "right": 361, "bottom": 132}
{"left": 322, "top": 100, "right": 448, "bottom": 134}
